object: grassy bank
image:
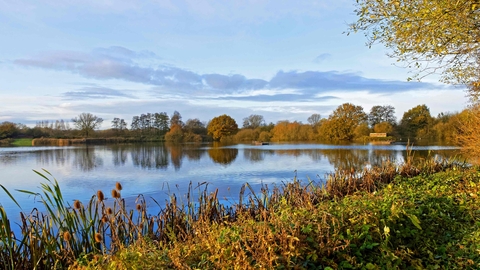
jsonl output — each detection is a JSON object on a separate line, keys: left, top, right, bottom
{"left": 11, "top": 138, "right": 33, "bottom": 146}
{"left": 0, "top": 138, "right": 33, "bottom": 146}
{"left": 1, "top": 158, "right": 479, "bottom": 269}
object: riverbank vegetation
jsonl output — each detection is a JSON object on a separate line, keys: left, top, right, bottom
{"left": 1, "top": 156, "right": 479, "bottom": 269}
{"left": 0, "top": 102, "right": 468, "bottom": 146}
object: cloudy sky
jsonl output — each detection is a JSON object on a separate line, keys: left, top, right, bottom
{"left": 0, "top": 0, "right": 468, "bottom": 127}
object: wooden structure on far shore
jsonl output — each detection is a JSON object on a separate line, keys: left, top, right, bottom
{"left": 368, "top": 133, "right": 395, "bottom": 145}
{"left": 253, "top": 141, "right": 269, "bottom": 145}
{"left": 369, "top": 133, "right": 387, "bottom": 137}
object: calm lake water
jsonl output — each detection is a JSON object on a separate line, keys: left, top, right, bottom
{"left": 0, "top": 142, "right": 460, "bottom": 220}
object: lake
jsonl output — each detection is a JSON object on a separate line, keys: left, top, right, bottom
{"left": 0, "top": 142, "right": 460, "bottom": 220}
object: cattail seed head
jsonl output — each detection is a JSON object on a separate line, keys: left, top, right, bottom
{"left": 115, "top": 182, "right": 123, "bottom": 191}
{"left": 106, "top": 207, "right": 113, "bottom": 215}
{"left": 101, "top": 215, "right": 108, "bottom": 223}
{"left": 111, "top": 189, "right": 120, "bottom": 199}
{"left": 63, "top": 231, "right": 72, "bottom": 242}
{"left": 95, "top": 232, "right": 103, "bottom": 243}
{"left": 136, "top": 204, "right": 142, "bottom": 211}
{"left": 97, "top": 190, "right": 105, "bottom": 202}
{"left": 73, "top": 200, "right": 81, "bottom": 210}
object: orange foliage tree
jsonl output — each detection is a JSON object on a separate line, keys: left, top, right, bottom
{"left": 207, "top": 114, "right": 239, "bottom": 141}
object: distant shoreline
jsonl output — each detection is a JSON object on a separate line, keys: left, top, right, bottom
{"left": 30, "top": 137, "right": 165, "bottom": 146}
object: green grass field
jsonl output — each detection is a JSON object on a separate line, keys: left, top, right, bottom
{"left": 11, "top": 138, "right": 33, "bottom": 146}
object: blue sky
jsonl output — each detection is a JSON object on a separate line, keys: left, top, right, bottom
{"left": 0, "top": 0, "right": 468, "bottom": 127}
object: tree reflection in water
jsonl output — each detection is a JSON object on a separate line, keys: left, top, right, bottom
{"left": 120, "top": 143, "right": 458, "bottom": 170}
{"left": 73, "top": 147, "right": 103, "bottom": 172}
{"left": 166, "top": 144, "right": 183, "bottom": 171}
{"left": 303, "top": 149, "right": 324, "bottom": 162}
{"left": 208, "top": 147, "right": 239, "bottom": 165}
{"left": 0, "top": 154, "right": 19, "bottom": 165}
{"left": 321, "top": 149, "right": 397, "bottom": 171}
{"left": 243, "top": 148, "right": 274, "bottom": 162}
{"left": 10, "top": 143, "right": 459, "bottom": 174}
{"left": 181, "top": 144, "right": 207, "bottom": 161}
{"left": 239, "top": 146, "right": 459, "bottom": 171}
{"left": 276, "top": 149, "right": 303, "bottom": 158}
{"left": 130, "top": 144, "right": 169, "bottom": 170}
{"left": 35, "top": 148, "right": 71, "bottom": 167}
{"left": 110, "top": 145, "right": 128, "bottom": 166}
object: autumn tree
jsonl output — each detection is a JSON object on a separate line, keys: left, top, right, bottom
{"left": 207, "top": 114, "right": 239, "bottom": 141}
{"left": 170, "top": 111, "right": 184, "bottom": 128}
{"left": 431, "top": 112, "right": 462, "bottom": 143}
{"left": 183, "top": 118, "right": 206, "bottom": 142}
{"left": 72, "top": 113, "right": 103, "bottom": 137}
{"left": 351, "top": 0, "right": 480, "bottom": 159}
{"left": 184, "top": 118, "right": 207, "bottom": 135}
{"left": 270, "top": 121, "right": 294, "bottom": 142}
{"left": 270, "top": 121, "right": 313, "bottom": 142}
{"left": 0, "top": 122, "right": 18, "bottom": 139}
{"left": 258, "top": 131, "right": 271, "bottom": 142}
{"left": 354, "top": 123, "right": 371, "bottom": 138}
{"left": 242, "top": 114, "right": 265, "bottom": 129}
{"left": 368, "top": 105, "right": 396, "bottom": 127}
{"left": 307, "top": 113, "right": 322, "bottom": 127}
{"left": 165, "top": 124, "right": 184, "bottom": 142}
{"left": 373, "top": 122, "right": 394, "bottom": 134}
{"left": 399, "top": 104, "right": 433, "bottom": 139}
{"left": 319, "top": 103, "right": 368, "bottom": 141}
{"left": 350, "top": 0, "right": 480, "bottom": 98}
{"left": 456, "top": 105, "right": 480, "bottom": 163}
{"left": 235, "top": 129, "right": 259, "bottom": 142}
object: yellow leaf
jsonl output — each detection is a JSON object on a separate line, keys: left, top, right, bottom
{"left": 407, "top": 214, "right": 422, "bottom": 230}
{"left": 384, "top": 225, "right": 390, "bottom": 236}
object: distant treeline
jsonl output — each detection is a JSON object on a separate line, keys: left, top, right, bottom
{"left": 0, "top": 103, "right": 468, "bottom": 144}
